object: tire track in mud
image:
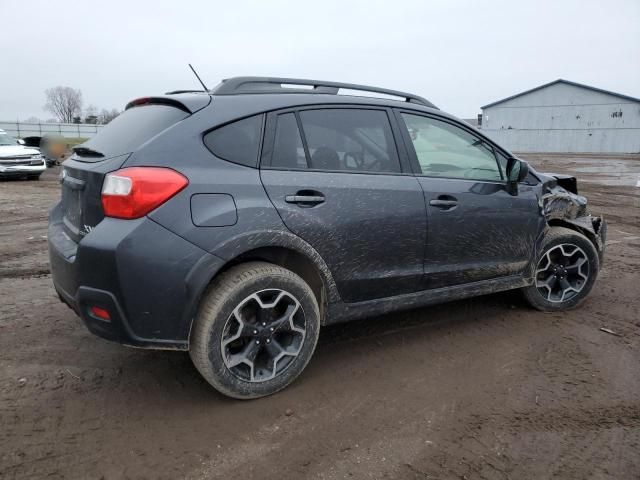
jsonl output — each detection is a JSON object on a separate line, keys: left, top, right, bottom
{"left": 0, "top": 250, "right": 33, "bottom": 264}
{"left": 0, "top": 216, "right": 49, "bottom": 228}
{"left": 419, "top": 404, "right": 640, "bottom": 480}
{"left": 0, "top": 268, "right": 50, "bottom": 280}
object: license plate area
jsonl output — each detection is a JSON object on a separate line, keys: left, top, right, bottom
{"left": 61, "top": 174, "right": 86, "bottom": 241}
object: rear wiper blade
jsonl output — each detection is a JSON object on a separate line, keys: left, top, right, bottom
{"left": 73, "top": 146, "right": 104, "bottom": 158}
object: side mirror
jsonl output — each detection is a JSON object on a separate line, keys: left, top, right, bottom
{"left": 17, "top": 139, "right": 25, "bottom": 145}
{"left": 506, "top": 157, "right": 529, "bottom": 183}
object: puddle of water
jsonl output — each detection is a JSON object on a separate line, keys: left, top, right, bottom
{"left": 561, "top": 158, "right": 640, "bottom": 186}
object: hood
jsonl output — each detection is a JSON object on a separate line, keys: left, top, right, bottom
{"left": 0, "top": 145, "right": 41, "bottom": 157}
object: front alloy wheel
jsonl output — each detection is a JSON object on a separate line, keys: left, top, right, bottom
{"left": 522, "top": 226, "right": 599, "bottom": 311}
{"left": 535, "top": 243, "right": 589, "bottom": 303}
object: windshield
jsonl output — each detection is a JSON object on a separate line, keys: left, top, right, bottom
{"left": 0, "top": 132, "right": 18, "bottom": 146}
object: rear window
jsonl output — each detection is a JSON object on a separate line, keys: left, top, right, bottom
{"left": 203, "top": 114, "right": 263, "bottom": 167}
{"left": 77, "top": 105, "right": 189, "bottom": 161}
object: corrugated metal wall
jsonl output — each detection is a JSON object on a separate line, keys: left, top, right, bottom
{"left": 481, "top": 82, "right": 640, "bottom": 153}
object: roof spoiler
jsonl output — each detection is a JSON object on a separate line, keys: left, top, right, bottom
{"left": 125, "top": 94, "right": 210, "bottom": 114}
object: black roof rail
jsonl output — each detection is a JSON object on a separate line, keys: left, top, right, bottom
{"left": 210, "top": 76, "right": 437, "bottom": 109}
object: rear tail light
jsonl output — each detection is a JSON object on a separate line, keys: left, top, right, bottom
{"left": 101, "top": 167, "right": 188, "bottom": 219}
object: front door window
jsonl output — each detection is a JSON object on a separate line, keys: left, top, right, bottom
{"left": 402, "top": 113, "right": 502, "bottom": 182}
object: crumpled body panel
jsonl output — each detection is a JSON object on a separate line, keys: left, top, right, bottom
{"left": 539, "top": 172, "right": 606, "bottom": 254}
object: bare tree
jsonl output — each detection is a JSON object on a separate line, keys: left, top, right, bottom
{"left": 44, "top": 86, "right": 83, "bottom": 123}
{"left": 99, "top": 108, "right": 121, "bottom": 124}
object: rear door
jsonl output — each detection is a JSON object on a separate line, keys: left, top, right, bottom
{"left": 260, "top": 107, "right": 426, "bottom": 303}
{"left": 397, "top": 111, "right": 541, "bottom": 288}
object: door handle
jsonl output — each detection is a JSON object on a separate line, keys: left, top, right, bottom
{"left": 285, "top": 193, "right": 325, "bottom": 205}
{"left": 429, "top": 200, "right": 457, "bottom": 207}
{"left": 429, "top": 196, "right": 458, "bottom": 209}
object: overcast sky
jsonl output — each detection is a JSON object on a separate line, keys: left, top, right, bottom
{"left": 1, "top": 0, "right": 638, "bottom": 121}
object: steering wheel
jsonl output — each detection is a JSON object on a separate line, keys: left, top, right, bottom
{"left": 343, "top": 151, "right": 364, "bottom": 169}
{"left": 367, "top": 158, "right": 383, "bottom": 171}
{"left": 343, "top": 151, "right": 386, "bottom": 171}
{"left": 463, "top": 168, "right": 477, "bottom": 179}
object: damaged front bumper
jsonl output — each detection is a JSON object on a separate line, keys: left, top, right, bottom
{"left": 539, "top": 173, "right": 607, "bottom": 262}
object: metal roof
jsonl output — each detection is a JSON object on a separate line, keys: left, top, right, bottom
{"left": 481, "top": 79, "right": 640, "bottom": 109}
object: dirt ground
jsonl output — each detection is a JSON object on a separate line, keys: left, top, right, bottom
{"left": 1, "top": 154, "right": 639, "bottom": 480}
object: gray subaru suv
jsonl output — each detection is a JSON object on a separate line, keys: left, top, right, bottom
{"left": 48, "top": 77, "right": 606, "bottom": 399}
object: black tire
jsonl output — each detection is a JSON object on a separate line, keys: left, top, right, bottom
{"left": 189, "top": 261, "right": 320, "bottom": 399}
{"left": 522, "top": 226, "right": 599, "bottom": 311}
{"left": 27, "top": 174, "right": 41, "bottom": 181}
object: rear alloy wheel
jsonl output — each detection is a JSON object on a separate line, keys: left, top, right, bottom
{"left": 221, "top": 289, "right": 306, "bottom": 383}
{"left": 190, "top": 262, "right": 320, "bottom": 399}
{"left": 522, "top": 227, "right": 599, "bottom": 311}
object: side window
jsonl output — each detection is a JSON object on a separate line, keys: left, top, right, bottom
{"left": 270, "top": 113, "right": 308, "bottom": 169}
{"left": 495, "top": 150, "right": 509, "bottom": 177}
{"left": 298, "top": 109, "right": 400, "bottom": 173}
{"left": 401, "top": 113, "right": 502, "bottom": 181}
{"left": 203, "top": 114, "right": 263, "bottom": 167}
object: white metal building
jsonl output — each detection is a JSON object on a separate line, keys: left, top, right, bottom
{"left": 480, "top": 79, "right": 640, "bottom": 153}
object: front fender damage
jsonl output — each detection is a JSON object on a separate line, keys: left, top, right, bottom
{"left": 539, "top": 174, "right": 607, "bottom": 258}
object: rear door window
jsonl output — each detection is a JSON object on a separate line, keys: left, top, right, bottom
{"left": 204, "top": 114, "right": 263, "bottom": 167}
{"left": 298, "top": 109, "right": 401, "bottom": 173}
{"left": 77, "top": 105, "right": 189, "bottom": 161}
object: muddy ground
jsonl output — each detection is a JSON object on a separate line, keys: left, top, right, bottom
{"left": 1, "top": 154, "right": 639, "bottom": 479}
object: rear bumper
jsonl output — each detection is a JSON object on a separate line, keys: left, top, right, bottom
{"left": 48, "top": 205, "right": 225, "bottom": 349}
{"left": 55, "top": 283, "right": 158, "bottom": 347}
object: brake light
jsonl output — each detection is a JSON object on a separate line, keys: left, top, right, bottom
{"left": 101, "top": 167, "right": 188, "bottom": 219}
{"left": 129, "top": 97, "right": 151, "bottom": 107}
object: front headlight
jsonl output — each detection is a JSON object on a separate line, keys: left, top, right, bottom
{"left": 30, "top": 154, "right": 43, "bottom": 165}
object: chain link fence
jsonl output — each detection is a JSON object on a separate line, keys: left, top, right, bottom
{"left": 0, "top": 121, "right": 105, "bottom": 139}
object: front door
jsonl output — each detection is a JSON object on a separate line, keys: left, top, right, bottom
{"left": 260, "top": 108, "right": 426, "bottom": 303}
{"left": 398, "top": 111, "right": 542, "bottom": 288}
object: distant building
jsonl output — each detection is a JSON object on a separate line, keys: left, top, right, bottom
{"left": 480, "top": 79, "right": 640, "bottom": 153}
{"left": 462, "top": 115, "right": 481, "bottom": 128}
